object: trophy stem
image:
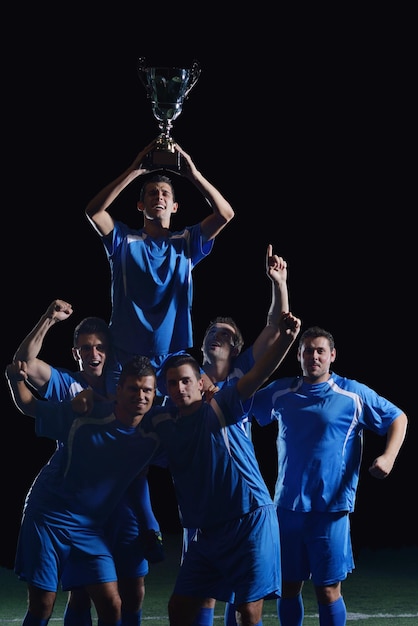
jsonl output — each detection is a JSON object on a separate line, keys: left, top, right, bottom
{"left": 156, "top": 123, "right": 175, "bottom": 154}
{"left": 159, "top": 119, "right": 173, "bottom": 137}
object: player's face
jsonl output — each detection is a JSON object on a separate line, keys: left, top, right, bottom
{"left": 138, "top": 182, "right": 178, "bottom": 221}
{"left": 202, "top": 323, "right": 237, "bottom": 362}
{"left": 73, "top": 333, "right": 108, "bottom": 378}
{"left": 117, "top": 375, "right": 156, "bottom": 422}
{"left": 298, "top": 337, "right": 336, "bottom": 383}
{"left": 165, "top": 364, "right": 204, "bottom": 413}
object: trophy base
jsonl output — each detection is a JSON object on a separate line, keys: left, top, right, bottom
{"left": 142, "top": 149, "right": 181, "bottom": 173}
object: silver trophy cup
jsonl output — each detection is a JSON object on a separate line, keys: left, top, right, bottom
{"left": 138, "top": 57, "right": 201, "bottom": 171}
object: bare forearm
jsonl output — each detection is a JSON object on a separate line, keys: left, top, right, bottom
{"left": 14, "top": 314, "right": 58, "bottom": 362}
{"left": 193, "top": 173, "right": 234, "bottom": 241}
{"left": 12, "top": 300, "right": 73, "bottom": 387}
{"left": 174, "top": 144, "right": 234, "bottom": 238}
{"left": 5, "top": 369, "right": 37, "bottom": 417}
{"left": 256, "top": 330, "right": 296, "bottom": 384}
{"left": 238, "top": 313, "right": 300, "bottom": 400}
{"left": 368, "top": 413, "right": 408, "bottom": 478}
{"left": 267, "top": 280, "right": 289, "bottom": 327}
{"left": 85, "top": 140, "right": 157, "bottom": 225}
{"left": 384, "top": 413, "right": 408, "bottom": 460}
{"left": 190, "top": 171, "right": 234, "bottom": 221}
{"left": 85, "top": 168, "right": 143, "bottom": 217}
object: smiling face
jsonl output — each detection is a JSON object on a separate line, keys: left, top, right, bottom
{"left": 72, "top": 332, "right": 109, "bottom": 381}
{"left": 137, "top": 181, "right": 178, "bottom": 225}
{"left": 115, "top": 374, "right": 156, "bottom": 426}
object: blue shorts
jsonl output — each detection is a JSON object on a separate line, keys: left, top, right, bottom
{"left": 174, "top": 504, "right": 281, "bottom": 604}
{"left": 15, "top": 512, "right": 118, "bottom": 592}
{"left": 278, "top": 508, "right": 354, "bottom": 586}
{"left": 104, "top": 499, "right": 149, "bottom": 579}
{"left": 63, "top": 502, "right": 149, "bottom": 589}
{"left": 181, "top": 527, "right": 198, "bottom": 564}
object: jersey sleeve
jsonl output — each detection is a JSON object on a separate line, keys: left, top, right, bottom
{"left": 251, "top": 383, "right": 276, "bottom": 426}
{"left": 189, "top": 223, "right": 214, "bottom": 264}
{"left": 44, "top": 367, "right": 87, "bottom": 401}
{"left": 355, "top": 381, "right": 404, "bottom": 434}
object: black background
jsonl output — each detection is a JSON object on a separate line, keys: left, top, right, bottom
{"left": 1, "top": 7, "right": 416, "bottom": 568}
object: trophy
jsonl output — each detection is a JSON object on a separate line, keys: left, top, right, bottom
{"left": 137, "top": 57, "right": 201, "bottom": 172}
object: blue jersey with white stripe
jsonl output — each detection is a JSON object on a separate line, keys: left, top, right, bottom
{"left": 26, "top": 400, "right": 162, "bottom": 529}
{"left": 103, "top": 221, "right": 214, "bottom": 357}
{"left": 44, "top": 367, "right": 90, "bottom": 401}
{"left": 221, "top": 347, "right": 254, "bottom": 387}
{"left": 212, "top": 346, "right": 255, "bottom": 436}
{"left": 182, "top": 347, "right": 256, "bottom": 554}
{"left": 252, "top": 373, "right": 402, "bottom": 513}
{"left": 143, "top": 384, "right": 273, "bottom": 529}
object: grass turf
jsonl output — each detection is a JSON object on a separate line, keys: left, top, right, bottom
{"left": 0, "top": 533, "right": 417, "bottom": 625}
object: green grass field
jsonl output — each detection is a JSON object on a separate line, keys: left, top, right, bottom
{"left": 0, "top": 533, "right": 417, "bottom": 625}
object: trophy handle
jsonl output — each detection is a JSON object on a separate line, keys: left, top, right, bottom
{"left": 184, "top": 59, "right": 201, "bottom": 99}
{"left": 137, "top": 57, "right": 151, "bottom": 96}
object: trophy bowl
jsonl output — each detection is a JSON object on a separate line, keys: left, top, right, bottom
{"left": 138, "top": 57, "right": 201, "bottom": 171}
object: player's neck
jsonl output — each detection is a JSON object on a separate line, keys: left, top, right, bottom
{"left": 143, "top": 218, "right": 171, "bottom": 238}
{"left": 177, "top": 398, "right": 203, "bottom": 417}
{"left": 202, "top": 359, "right": 230, "bottom": 384}
{"left": 303, "top": 371, "right": 332, "bottom": 385}
{"left": 114, "top": 407, "right": 144, "bottom": 427}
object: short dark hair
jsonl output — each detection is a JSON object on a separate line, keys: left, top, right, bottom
{"left": 203, "top": 316, "right": 244, "bottom": 354}
{"left": 298, "top": 326, "right": 335, "bottom": 351}
{"left": 118, "top": 355, "right": 157, "bottom": 387}
{"left": 73, "top": 317, "right": 112, "bottom": 348}
{"left": 162, "top": 353, "right": 201, "bottom": 381}
{"left": 139, "top": 174, "right": 175, "bottom": 202}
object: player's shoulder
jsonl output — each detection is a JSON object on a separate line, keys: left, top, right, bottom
{"left": 142, "top": 405, "right": 175, "bottom": 429}
{"left": 331, "top": 373, "right": 370, "bottom": 393}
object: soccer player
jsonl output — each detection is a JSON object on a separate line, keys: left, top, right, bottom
{"left": 142, "top": 311, "right": 301, "bottom": 626}
{"left": 251, "top": 325, "right": 408, "bottom": 626}
{"left": 5, "top": 355, "right": 164, "bottom": 626}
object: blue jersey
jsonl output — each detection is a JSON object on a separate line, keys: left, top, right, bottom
{"left": 142, "top": 384, "right": 273, "bottom": 529}
{"left": 252, "top": 372, "right": 403, "bottom": 513}
{"left": 219, "top": 347, "right": 255, "bottom": 435}
{"left": 27, "top": 400, "right": 162, "bottom": 528}
{"left": 44, "top": 367, "right": 90, "bottom": 401}
{"left": 221, "top": 347, "right": 254, "bottom": 387}
{"left": 102, "top": 221, "right": 214, "bottom": 358}
{"left": 182, "top": 348, "right": 255, "bottom": 555}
